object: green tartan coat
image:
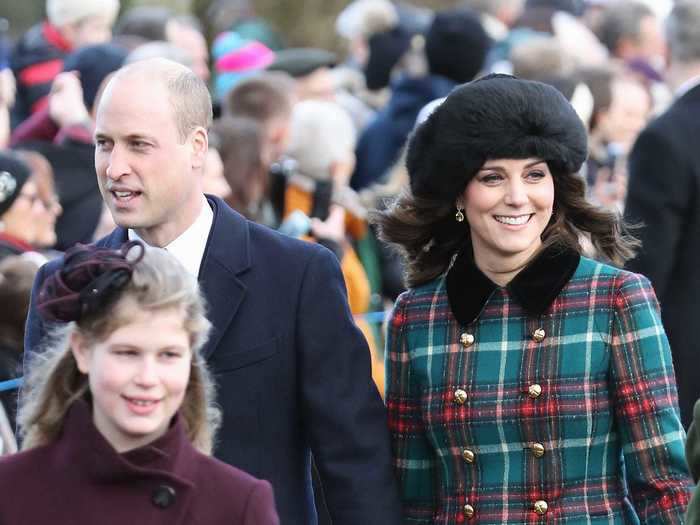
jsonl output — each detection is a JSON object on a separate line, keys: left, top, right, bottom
{"left": 386, "top": 246, "right": 692, "bottom": 524}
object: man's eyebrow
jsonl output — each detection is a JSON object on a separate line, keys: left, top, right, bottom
{"left": 93, "top": 132, "right": 157, "bottom": 142}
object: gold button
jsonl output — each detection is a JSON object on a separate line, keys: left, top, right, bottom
{"left": 532, "top": 328, "right": 546, "bottom": 342}
{"left": 533, "top": 500, "right": 548, "bottom": 515}
{"left": 462, "top": 448, "right": 475, "bottom": 463}
{"left": 454, "top": 389, "right": 467, "bottom": 405}
{"left": 531, "top": 443, "right": 545, "bottom": 458}
{"left": 460, "top": 332, "right": 474, "bottom": 348}
{"left": 463, "top": 504, "right": 475, "bottom": 518}
{"left": 528, "top": 384, "right": 542, "bottom": 399}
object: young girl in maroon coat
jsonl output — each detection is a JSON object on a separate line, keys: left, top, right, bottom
{"left": 0, "top": 241, "right": 279, "bottom": 525}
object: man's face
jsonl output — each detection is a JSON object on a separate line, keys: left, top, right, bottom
{"left": 94, "top": 75, "right": 204, "bottom": 246}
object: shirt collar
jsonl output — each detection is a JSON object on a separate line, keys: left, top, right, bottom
{"left": 445, "top": 243, "right": 580, "bottom": 325}
{"left": 128, "top": 196, "right": 213, "bottom": 278}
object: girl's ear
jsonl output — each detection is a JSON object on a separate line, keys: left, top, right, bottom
{"left": 70, "top": 331, "right": 90, "bottom": 374}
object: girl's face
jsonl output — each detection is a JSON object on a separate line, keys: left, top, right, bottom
{"left": 71, "top": 303, "right": 192, "bottom": 452}
{"left": 461, "top": 157, "right": 554, "bottom": 267}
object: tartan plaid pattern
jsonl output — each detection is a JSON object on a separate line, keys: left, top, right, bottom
{"left": 386, "top": 256, "right": 692, "bottom": 524}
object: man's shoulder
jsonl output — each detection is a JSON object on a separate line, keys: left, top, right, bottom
{"left": 37, "top": 230, "right": 123, "bottom": 281}
{"left": 653, "top": 90, "right": 700, "bottom": 131}
{"left": 211, "top": 200, "right": 326, "bottom": 261}
{"left": 247, "top": 220, "right": 323, "bottom": 256}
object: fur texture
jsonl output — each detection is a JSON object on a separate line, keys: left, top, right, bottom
{"left": 407, "top": 74, "right": 588, "bottom": 200}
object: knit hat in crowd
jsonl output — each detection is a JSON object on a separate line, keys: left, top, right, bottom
{"left": 62, "top": 43, "right": 128, "bottom": 111}
{"left": 46, "top": 0, "right": 120, "bottom": 27}
{"left": 425, "top": 8, "right": 491, "bottom": 84}
{"left": 407, "top": 74, "right": 588, "bottom": 200}
{"left": 364, "top": 26, "right": 412, "bottom": 90}
{"left": 0, "top": 152, "right": 32, "bottom": 217}
{"left": 212, "top": 31, "right": 275, "bottom": 101}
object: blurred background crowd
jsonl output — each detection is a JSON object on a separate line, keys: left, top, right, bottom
{"left": 0, "top": 0, "right": 696, "bottom": 454}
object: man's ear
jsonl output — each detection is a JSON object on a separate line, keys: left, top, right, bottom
{"left": 70, "top": 331, "right": 90, "bottom": 374}
{"left": 190, "top": 127, "right": 209, "bottom": 169}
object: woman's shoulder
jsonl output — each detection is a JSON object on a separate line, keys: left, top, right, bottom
{"left": 0, "top": 443, "right": 59, "bottom": 494}
{"left": 403, "top": 276, "right": 447, "bottom": 301}
{"left": 193, "top": 451, "right": 273, "bottom": 494}
{"left": 190, "top": 452, "right": 277, "bottom": 520}
{"left": 574, "top": 256, "right": 653, "bottom": 293}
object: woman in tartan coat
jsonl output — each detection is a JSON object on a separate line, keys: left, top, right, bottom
{"left": 375, "top": 75, "right": 692, "bottom": 524}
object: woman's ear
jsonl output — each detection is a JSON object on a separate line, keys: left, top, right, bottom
{"left": 70, "top": 331, "right": 90, "bottom": 374}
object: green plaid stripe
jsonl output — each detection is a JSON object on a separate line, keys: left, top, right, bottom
{"left": 386, "top": 257, "right": 692, "bottom": 524}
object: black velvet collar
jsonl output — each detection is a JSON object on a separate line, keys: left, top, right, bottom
{"left": 446, "top": 243, "right": 580, "bottom": 325}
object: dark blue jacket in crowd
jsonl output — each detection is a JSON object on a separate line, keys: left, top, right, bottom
{"left": 350, "top": 74, "right": 456, "bottom": 191}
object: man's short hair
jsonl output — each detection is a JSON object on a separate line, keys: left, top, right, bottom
{"left": 596, "top": 0, "right": 653, "bottom": 55}
{"left": 108, "top": 59, "right": 212, "bottom": 142}
{"left": 666, "top": 0, "right": 700, "bottom": 64}
{"left": 167, "top": 68, "right": 213, "bottom": 141}
{"left": 224, "top": 72, "right": 295, "bottom": 124}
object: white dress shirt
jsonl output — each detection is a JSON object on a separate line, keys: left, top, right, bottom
{"left": 128, "top": 196, "right": 214, "bottom": 278}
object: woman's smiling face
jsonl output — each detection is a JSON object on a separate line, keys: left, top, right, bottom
{"left": 461, "top": 157, "right": 554, "bottom": 266}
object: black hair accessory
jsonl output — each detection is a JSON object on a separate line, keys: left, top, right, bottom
{"left": 37, "top": 241, "right": 145, "bottom": 323}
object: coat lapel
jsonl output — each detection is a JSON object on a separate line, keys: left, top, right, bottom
{"left": 197, "top": 197, "right": 251, "bottom": 359}
{"left": 96, "top": 227, "right": 128, "bottom": 248}
{"left": 446, "top": 242, "right": 580, "bottom": 325}
{"left": 97, "top": 199, "right": 251, "bottom": 359}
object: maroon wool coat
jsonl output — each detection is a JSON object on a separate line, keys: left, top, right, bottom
{"left": 0, "top": 401, "right": 279, "bottom": 525}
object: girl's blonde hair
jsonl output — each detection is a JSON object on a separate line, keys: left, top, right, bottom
{"left": 18, "top": 246, "right": 220, "bottom": 453}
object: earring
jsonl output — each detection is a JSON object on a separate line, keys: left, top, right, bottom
{"left": 455, "top": 208, "right": 465, "bottom": 223}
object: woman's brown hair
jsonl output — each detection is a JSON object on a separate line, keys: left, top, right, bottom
{"left": 372, "top": 166, "right": 640, "bottom": 288}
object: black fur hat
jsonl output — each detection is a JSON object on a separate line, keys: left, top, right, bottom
{"left": 407, "top": 74, "right": 588, "bottom": 200}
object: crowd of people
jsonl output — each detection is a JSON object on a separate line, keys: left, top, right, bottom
{"left": 0, "top": 0, "right": 699, "bottom": 523}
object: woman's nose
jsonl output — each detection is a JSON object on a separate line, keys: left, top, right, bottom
{"left": 504, "top": 179, "right": 528, "bottom": 206}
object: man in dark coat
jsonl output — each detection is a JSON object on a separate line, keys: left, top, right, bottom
{"left": 24, "top": 58, "right": 402, "bottom": 525}
{"left": 624, "top": 0, "right": 700, "bottom": 429}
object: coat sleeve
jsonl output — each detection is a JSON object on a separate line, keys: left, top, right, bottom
{"left": 297, "top": 246, "right": 402, "bottom": 525}
{"left": 385, "top": 291, "right": 437, "bottom": 524}
{"left": 609, "top": 272, "right": 693, "bottom": 523}
{"left": 242, "top": 479, "right": 280, "bottom": 525}
{"left": 624, "top": 125, "right": 692, "bottom": 298}
{"left": 23, "top": 260, "right": 51, "bottom": 359}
